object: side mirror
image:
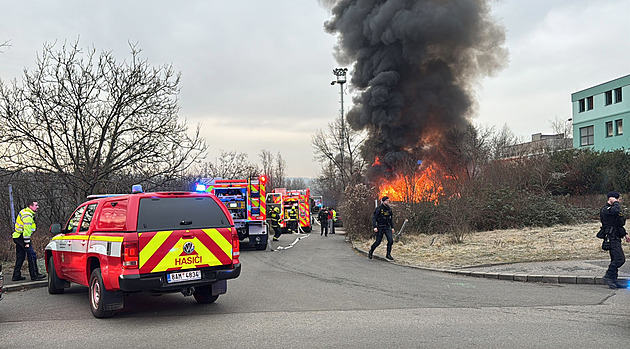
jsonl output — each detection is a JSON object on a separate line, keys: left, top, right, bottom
{"left": 50, "top": 223, "right": 62, "bottom": 234}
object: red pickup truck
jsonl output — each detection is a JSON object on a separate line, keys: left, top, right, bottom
{"left": 45, "top": 187, "right": 241, "bottom": 318}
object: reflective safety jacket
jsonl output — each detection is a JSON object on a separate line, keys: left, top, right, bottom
{"left": 287, "top": 208, "right": 298, "bottom": 220}
{"left": 269, "top": 208, "right": 281, "bottom": 227}
{"left": 13, "top": 207, "right": 36, "bottom": 244}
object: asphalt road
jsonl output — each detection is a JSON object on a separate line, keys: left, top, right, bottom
{"left": 1, "top": 232, "right": 629, "bottom": 348}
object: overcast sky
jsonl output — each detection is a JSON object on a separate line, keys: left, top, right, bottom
{"left": 1, "top": 0, "right": 629, "bottom": 177}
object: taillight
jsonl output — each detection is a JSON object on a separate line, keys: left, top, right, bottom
{"left": 122, "top": 242, "right": 139, "bottom": 269}
{"left": 231, "top": 229, "right": 240, "bottom": 266}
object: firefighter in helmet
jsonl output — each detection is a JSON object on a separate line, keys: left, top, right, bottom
{"left": 269, "top": 206, "right": 282, "bottom": 241}
{"left": 287, "top": 204, "right": 298, "bottom": 234}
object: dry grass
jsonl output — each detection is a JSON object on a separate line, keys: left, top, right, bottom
{"left": 358, "top": 221, "right": 610, "bottom": 268}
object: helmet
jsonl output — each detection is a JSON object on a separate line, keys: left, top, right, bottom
{"left": 273, "top": 206, "right": 280, "bottom": 212}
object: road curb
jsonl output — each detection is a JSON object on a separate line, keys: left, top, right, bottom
{"left": 4, "top": 280, "right": 47, "bottom": 292}
{"left": 352, "top": 242, "right": 629, "bottom": 287}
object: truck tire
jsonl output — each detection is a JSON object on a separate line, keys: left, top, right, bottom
{"left": 47, "top": 256, "right": 65, "bottom": 294}
{"left": 89, "top": 268, "right": 114, "bottom": 318}
{"left": 193, "top": 285, "right": 219, "bottom": 304}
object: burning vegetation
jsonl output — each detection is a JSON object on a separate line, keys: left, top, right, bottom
{"left": 376, "top": 160, "right": 444, "bottom": 203}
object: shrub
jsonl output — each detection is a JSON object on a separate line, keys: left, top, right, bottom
{"left": 338, "top": 184, "right": 377, "bottom": 241}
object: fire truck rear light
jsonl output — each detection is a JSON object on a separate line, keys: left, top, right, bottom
{"left": 123, "top": 242, "right": 139, "bottom": 269}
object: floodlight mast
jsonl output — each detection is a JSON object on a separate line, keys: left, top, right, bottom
{"left": 331, "top": 68, "right": 349, "bottom": 188}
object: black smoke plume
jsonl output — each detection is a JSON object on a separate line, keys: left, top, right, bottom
{"left": 324, "top": 0, "right": 508, "bottom": 178}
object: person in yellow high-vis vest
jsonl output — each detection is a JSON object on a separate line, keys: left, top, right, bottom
{"left": 12, "top": 201, "right": 45, "bottom": 281}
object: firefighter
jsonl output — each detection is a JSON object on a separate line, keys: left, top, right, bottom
{"left": 369, "top": 196, "right": 395, "bottom": 260}
{"left": 269, "top": 206, "right": 282, "bottom": 241}
{"left": 330, "top": 208, "right": 337, "bottom": 234}
{"left": 318, "top": 206, "right": 329, "bottom": 237}
{"left": 287, "top": 204, "right": 298, "bottom": 234}
{"left": 12, "top": 200, "right": 46, "bottom": 281}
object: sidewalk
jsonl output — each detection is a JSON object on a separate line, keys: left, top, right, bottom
{"left": 1, "top": 259, "right": 48, "bottom": 293}
{"left": 352, "top": 240, "right": 629, "bottom": 288}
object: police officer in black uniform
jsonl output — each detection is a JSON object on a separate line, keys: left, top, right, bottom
{"left": 318, "top": 207, "right": 329, "bottom": 237}
{"left": 369, "top": 196, "right": 395, "bottom": 260}
{"left": 600, "top": 191, "right": 630, "bottom": 289}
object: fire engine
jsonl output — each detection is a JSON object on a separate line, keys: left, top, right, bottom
{"left": 266, "top": 188, "right": 312, "bottom": 233}
{"left": 196, "top": 176, "right": 268, "bottom": 250}
{"left": 45, "top": 185, "right": 241, "bottom": 318}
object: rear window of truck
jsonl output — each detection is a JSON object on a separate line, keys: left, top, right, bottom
{"left": 137, "top": 197, "right": 230, "bottom": 232}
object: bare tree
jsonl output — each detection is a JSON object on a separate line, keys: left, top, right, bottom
{"left": 285, "top": 177, "right": 307, "bottom": 190}
{"left": 312, "top": 160, "right": 344, "bottom": 207}
{"left": 273, "top": 152, "right": 286, "bottom": 188}
{"left": 0, "top": 40, "right": 10, "bottom": 53}
{"left": 489, "top": 124, "right": 519, "bottom": 160}
{"left": 205, "top": 150, "right": 259, "bottom": 180}
{"left": 0, "top": 41, "right": 206, "bottom": 204}
{"left": 312, "top": 117, "right": 366, "bottom": 190}
{"left": 257, "top": 149, "right": 288, "bottom": 191}
{"left": 438, "top": 123, "right": 493, "bottom": 184}
{"left": 550, "top": 116, "right": 573, "bottom": 138}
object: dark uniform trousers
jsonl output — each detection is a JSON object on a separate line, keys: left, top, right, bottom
{"left": 272, "top": 224, "right": 282, "bottom": 239}
{"left": 320, "top": 220, "right": 328, "bottom": 236}
{"left": 13, "top": 237, "right": 39, "bottom": 279}
{"left": 371, "top": 226, "right": 393, "bottom": 256}
{"left": 605, "top": 237, "right": 626, "bottom": 280}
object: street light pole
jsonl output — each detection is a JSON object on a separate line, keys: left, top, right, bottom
{"left": 331, "top": 68, "right": 348, "bottom": 188}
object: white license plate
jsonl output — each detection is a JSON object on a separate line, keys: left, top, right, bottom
{"left": 166, "top": 270, "right": 201, "bottom": 283}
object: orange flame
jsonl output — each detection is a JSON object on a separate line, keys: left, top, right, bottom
{"left": 378, "top": 164, "right": 443, "bottom": 203}
{"left": 372, "top": 156, "right": 382, "bottom": 167}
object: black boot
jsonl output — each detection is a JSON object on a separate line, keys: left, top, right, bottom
{"left": 368, "top": 250, "right": 373, "bottom": 259}
{"left": 603, "top": 277, "right": 618, "bottom": 289}
{"left": 386, "top": 255, "right": 394, "bottom": 260}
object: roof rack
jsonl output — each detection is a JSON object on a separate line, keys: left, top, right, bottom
{"left": 86, "top": 194, "right": 126, "bottom": 199}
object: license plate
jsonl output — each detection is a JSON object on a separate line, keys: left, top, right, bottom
{"left": 166, "top": 270, "right": 201, "bottom": 283}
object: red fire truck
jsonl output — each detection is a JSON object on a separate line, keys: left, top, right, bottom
{"left": 196, "top": 176, "right": 268, "bottom": 250}
{"left": 266, "top": 188, "right": 312, "bottom": 233}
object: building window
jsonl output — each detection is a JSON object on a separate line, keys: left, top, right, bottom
{"left": 580, "top": 126, "right": 594, "bottom": 146}
{"left": 587, "top": 96, "right": 593, "bottom": 110}
{"left": 605, "top": 90, "right": 613, "bottom": 105}
{"left": 615, "top": 88, "right": 622, "bottom": 103}
{"left": 616, "top": 119, "right": 623, "bottom": 135}
{"left": 606, "top": 121, "right": 613, "bottom": 137}
{"left": 578, "top": 99, "right": 585, "bottom": 112}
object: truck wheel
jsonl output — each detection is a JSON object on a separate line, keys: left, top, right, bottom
{"left": 89, "top": 268, "right": 114, "bottom": 318}
{"left": 47, "top": 256, "right": 65, "bottom": 294}
{"left": 193, "top": 285, "right": 219, "bottom": 304}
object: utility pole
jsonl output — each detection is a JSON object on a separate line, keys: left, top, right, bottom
{"left": 331, "top": 68, "right": 348, "bottom": 188}
{"left": 9, "top": 184, "right": 16, "bottom": 226}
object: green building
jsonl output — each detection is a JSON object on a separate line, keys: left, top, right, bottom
{"left": 571, "top": 74, "right": 630, "bottom": 150}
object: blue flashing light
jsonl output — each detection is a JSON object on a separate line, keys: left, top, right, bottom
{"left": 195, "top": 183, "right": 207, "bottom": 192}
{"left": 131, "top": 184, "right": 143, "bottom": 193}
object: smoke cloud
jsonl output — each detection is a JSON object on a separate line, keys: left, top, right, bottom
{"left": 324, "top": 0, "right": 508, "bottom": 174}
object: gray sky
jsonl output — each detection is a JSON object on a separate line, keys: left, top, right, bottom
{"left": 1, "top": 0, "right": 629, "bottom": 177}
